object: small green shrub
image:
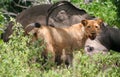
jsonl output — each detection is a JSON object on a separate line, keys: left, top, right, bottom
{"left": 0, "top": 12, "right": 7, "bottom": 34}
{"left": 0, "top": 21, "right": 43, "bottom": 77}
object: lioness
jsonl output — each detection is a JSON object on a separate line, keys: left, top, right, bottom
{"left": 26, "top": 19, "right": 103, "bottom": 65}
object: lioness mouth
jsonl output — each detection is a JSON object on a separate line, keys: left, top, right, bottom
{"left": 89, "top": 33, "right": 96, "bottom": 40}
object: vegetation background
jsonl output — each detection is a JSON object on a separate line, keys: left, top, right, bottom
{"left": 0, "top": 0, "right": 120, "bottom": 77}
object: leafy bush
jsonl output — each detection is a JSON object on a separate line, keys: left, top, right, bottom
{"left": 0, "top": 12, "right": 7, "bottom": 26}
{"left": 0, "top": 21, "right": 43, "bottom": 77}
{"left": 0, "top": 12, "right": 7, "bottom": 40}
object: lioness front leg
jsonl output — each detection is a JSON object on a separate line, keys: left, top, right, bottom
{"left": 46, "top": 44, "right": 55, "bottom": 64}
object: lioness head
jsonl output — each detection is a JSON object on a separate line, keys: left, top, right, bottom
{"left": 81, "top": 19, "right": 103, "bottom": 40}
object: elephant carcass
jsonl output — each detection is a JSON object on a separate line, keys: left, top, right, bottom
{"left": 47, "top": 1, "right": 95, "bottom": 27}
{"left": 16, "top": 4, "right": 52, "bottom": 28}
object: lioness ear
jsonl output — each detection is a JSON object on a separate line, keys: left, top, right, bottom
{"left": 81, "top": 20, "right": 88, "bottom": 26}
{"left": 96, "top": 18, "right": 103, "bottom": 25}
{"left": 35, "top": 23, "right": 41, "bottom": 28}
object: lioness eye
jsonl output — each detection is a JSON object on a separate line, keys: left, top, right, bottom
{"left": 95, "top": 26, "right": 98, "bottom": 28}
{"left": 87, "top": 26, "right": 91, "bottom": 28}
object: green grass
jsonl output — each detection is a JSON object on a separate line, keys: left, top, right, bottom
{"left": 0, "top": 0, "right": 120, "bottom": 77}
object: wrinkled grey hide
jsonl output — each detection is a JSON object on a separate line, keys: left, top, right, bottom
{"left": 47, "top": 1, "right": 95, "bottom": 27}
{"left": 84, "top": 38, "right": 108, "bottom": 56}
{"left": 1, "top": 21, "right": 14, "bottom": 42}
{"left": 16, "top": 4, "right": 53, "bottom": 28}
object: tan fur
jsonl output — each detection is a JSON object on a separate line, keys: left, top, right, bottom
{"left": 27, "top": 19, "right": 102, "bottom": 65}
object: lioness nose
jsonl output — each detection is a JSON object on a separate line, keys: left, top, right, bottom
{"left": 91, "top": 32, "right": 96, "bottom": 35}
